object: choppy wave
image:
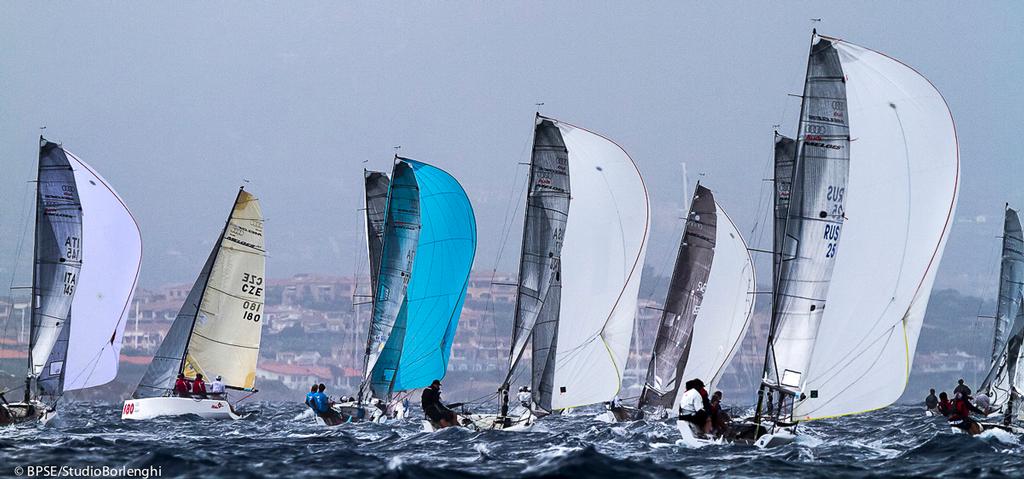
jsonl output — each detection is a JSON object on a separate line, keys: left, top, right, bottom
{"left": 1, "top": 402, "right": 1022, "bottom": 477}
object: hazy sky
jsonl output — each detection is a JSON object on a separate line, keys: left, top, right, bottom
{"left": 1, "top": 2, "right": 1021, "bottom": 297}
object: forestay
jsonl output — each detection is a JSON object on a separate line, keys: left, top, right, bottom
{"left": 790, "top": 34, "right": 959, "bottom": 421}
{"left": 529, "top": 117, "right": 650, "bottom": 412}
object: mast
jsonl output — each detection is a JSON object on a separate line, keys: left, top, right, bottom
{"left": 755, "top": 30, "right": 818, "bottom": 428}
{"left": 26, "top": 137, "right": 44, "bottom": 402}
{"left": 176, "top": 187, "right": 243, "bottom": 377}
{"left": 358, "top": 157, "right": 400, "bottom": 402}
{"left": 500, "top": 113, "right": 542, "bottom": 418}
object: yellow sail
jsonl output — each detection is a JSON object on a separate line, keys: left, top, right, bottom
{"left": 184, "top": 190, "right": 266, "bottom": 390}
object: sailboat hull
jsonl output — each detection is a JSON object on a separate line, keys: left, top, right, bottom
{"left": 0, "top": 400, "right": 54, "bottom": 426}
{"left": 121, "top": 397, "right": 241, "bottom": 420}
{"left": 422, "top": 409, "right": 535, "bottom": 432}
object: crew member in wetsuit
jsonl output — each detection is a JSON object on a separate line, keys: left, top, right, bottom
{"left": 949, "top": 392, "right": 985, "bottom": 434}
{"left": 709, "top": 391, "right": 729, "bottom": 434}
{"left": 925, "top": 388, "right": 938, "bottom": 412}
{"left": 937, "top": 392, "right": 952, "bottom": 417}
{"left": 421, "top": 379, "right": 456, "bottom": 428}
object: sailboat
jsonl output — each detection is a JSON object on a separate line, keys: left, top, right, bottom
{"left": 736, "top": 31, "right": 959, "bottom": 447}
{"left": 1, "top": 138, "right": 142, "bottom": 426}
{"left": 974, "top": 205, "right": 1024, "bottom": 431}
{"left": 122, "top": 187, "right": 265, "bottom": 420}
{"left": 438, "top": 114, "right": 650, "bottom": 432}
{"left": 601, "top": 184, "right": 755, "bottom": 424}
{"left": 319, "top": 158, "right": 476, "bottom": 426}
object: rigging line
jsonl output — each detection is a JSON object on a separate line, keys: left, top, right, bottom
{"left": 2, "top": 180, "right": 36, "bottom": 346}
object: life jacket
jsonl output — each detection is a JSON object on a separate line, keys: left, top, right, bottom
{"left": 950, "top": 398, "right": 971, "bottom": 420}
{"left": 192, "top": 380, "right": 207, "bottom": 395}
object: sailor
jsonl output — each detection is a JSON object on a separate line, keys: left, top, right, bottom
{"left": 949, "top": 392, "right": 984, "bottom": 434}
{"left": 174, "top": 373, "right": 191, "bottom": 398}
{"left": 924, "top": 388, "right": 938, "bottom": 412}
{"left": 421, "top": 379, "right": 456, "bottom": 428}
{"left": 611, "top": 395, "right": 623, "bottom": 409}
{"left": 678, "top": 379, "right": 711, "bottom": 434}
{"left": 517, "top": 386, "right": 532, "bottom": 408}
{"left": 305, "top": 384, "right": 318, "bottom": 410}
{"left": 192, "top": 374, "right": 208, "bottom": 399}
{"left": 209, "top": 375, "right": 226, "bottom": 400}
{"left": 937, "top": 392, "right": 952, "bottom": 417}
{"left": 974, "top": 392, "right": 992, "bottom": 414}
{"left": 313, "top": 384, "right": 332, "bottom": 414}
{"left": 709, "top": 391, "right": 729, "bottom": 434}
{"left": 953, "top": 379, "right": 972, "bottom": 398}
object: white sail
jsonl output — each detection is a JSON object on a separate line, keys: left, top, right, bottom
{"left": 679, "top": 200, "right": 755, "bottom": 395}
{"left": 183, "top": 190, "right": 266, "bottom": 390}
{"left": 546, "top": 119, "right": 650, "bottom": 411}
{"left": 61, "top": 150, "right": 142, "bottom": 391}
{"left": 791, "top": 36, "right": 959, "bottom": 421}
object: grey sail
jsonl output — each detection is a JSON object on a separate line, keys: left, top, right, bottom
{"left": 765, "top": 36, "right": 850, "bottom": 392}
{"left": 980, "top": 207, "right": 1024, "bottom": 401}
{"left": 773, "top": 134, "right": 796, "bottom": 297}
{"left": 502, "top": 119, "right": 570, "bottom": 411}
{"left": 30, "top": 139, "right": 83, "bottom": 392}
{"left": 363, "top": 161, "right": 420, "bottom": 399}
{"left": 638, "top": 185, "right": 717, "bottom": 410}
{"left": 37, "top": 312, "right": 71, "bottom": 396}
{"left": 364, "top": 170, "right": 390, "bottom": 295}
{"left": 132, "top": 238, "right": 219, "bottom": 398}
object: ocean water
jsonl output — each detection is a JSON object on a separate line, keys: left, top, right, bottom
{"left": 1, "top": 402, "right": 1021, "bottom": 478}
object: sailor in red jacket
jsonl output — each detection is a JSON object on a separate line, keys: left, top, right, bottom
{"left": 174, "top": 373, "right": 191, "bottom": 397}
{"left": 192, "top": 374, "right": 208, "bottom": 399}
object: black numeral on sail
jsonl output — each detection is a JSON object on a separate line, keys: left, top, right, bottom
{"left": 241, "top": 272, "right": 264, "bottom": 297}
{"left": 63, "top": 272, "right": 77, "bottom": 295}
{"left": 242, "top": 300, "right": 261, "bottom": 322}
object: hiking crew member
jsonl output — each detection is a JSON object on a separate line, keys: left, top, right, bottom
{"left": 925, "top": 389, "right": 938, "bottom": 411}
{"left": 937, "top": 392, "right": 952, "bottom": 417}
{"left": 421, "top": 379, "right": 456, "bottom": 428}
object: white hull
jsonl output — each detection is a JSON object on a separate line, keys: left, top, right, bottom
{"left": 675, "top": 419, "right": 716, "bottom": 447}
{"left": 1, "top": 400, "right": 56, "bottom": 426}
{"left": 122, "top": 397, "right": 240, "bottom": 420}
{"left": 422, "top": 409, "right": 535, "bottom": 432}
{"left": 754, "top": 427, "right": 797, "bottom": 448}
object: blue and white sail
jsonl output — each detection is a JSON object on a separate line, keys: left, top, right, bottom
{"left": 364, "top": 158, "right": 476, "bottom": 398}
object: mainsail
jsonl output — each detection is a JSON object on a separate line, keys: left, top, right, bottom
{"left": 760, "top": 32, "right": 959, "bottom": 423}
{"left": 364, "top": 170, "right": 390, "bottom": 295}
{"left": 979, "top": 207, "right": 1024, "bottom": 410}
{"left": 504, "top": 116, "right": 649, "bottom": 412}
{"left": 133, "top": 189, "right": 265, "bottom": 397}
{"left": 363, "top": 158, "right": 476, "bottom": 399}
{"left": 30, "top": 140, "right": 83, "bottom": 387}
{"left": 38, "top": 145, "right": 142, "bottom": 395}
{"left": 766, "top": 34, "right": 851, "bottom": 393}
{"left": 638, "top": 185, "right": 755, "bottom": 410}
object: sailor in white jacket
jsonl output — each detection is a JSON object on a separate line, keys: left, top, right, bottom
{"left": 677, "top": 378, "right": 710, "bottom": 434}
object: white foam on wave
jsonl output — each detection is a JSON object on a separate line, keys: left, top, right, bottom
{"left": 293, "top": 409, "right": 314, "bottom": 421}
{"left": 521, "top": 445, "right": 581, "bottom": 474}
{"left": 978, "top": 428, "right": 1020, "bottom": 445}
{"left": 387, "top": 455, "right": 404, "bottom": 470}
